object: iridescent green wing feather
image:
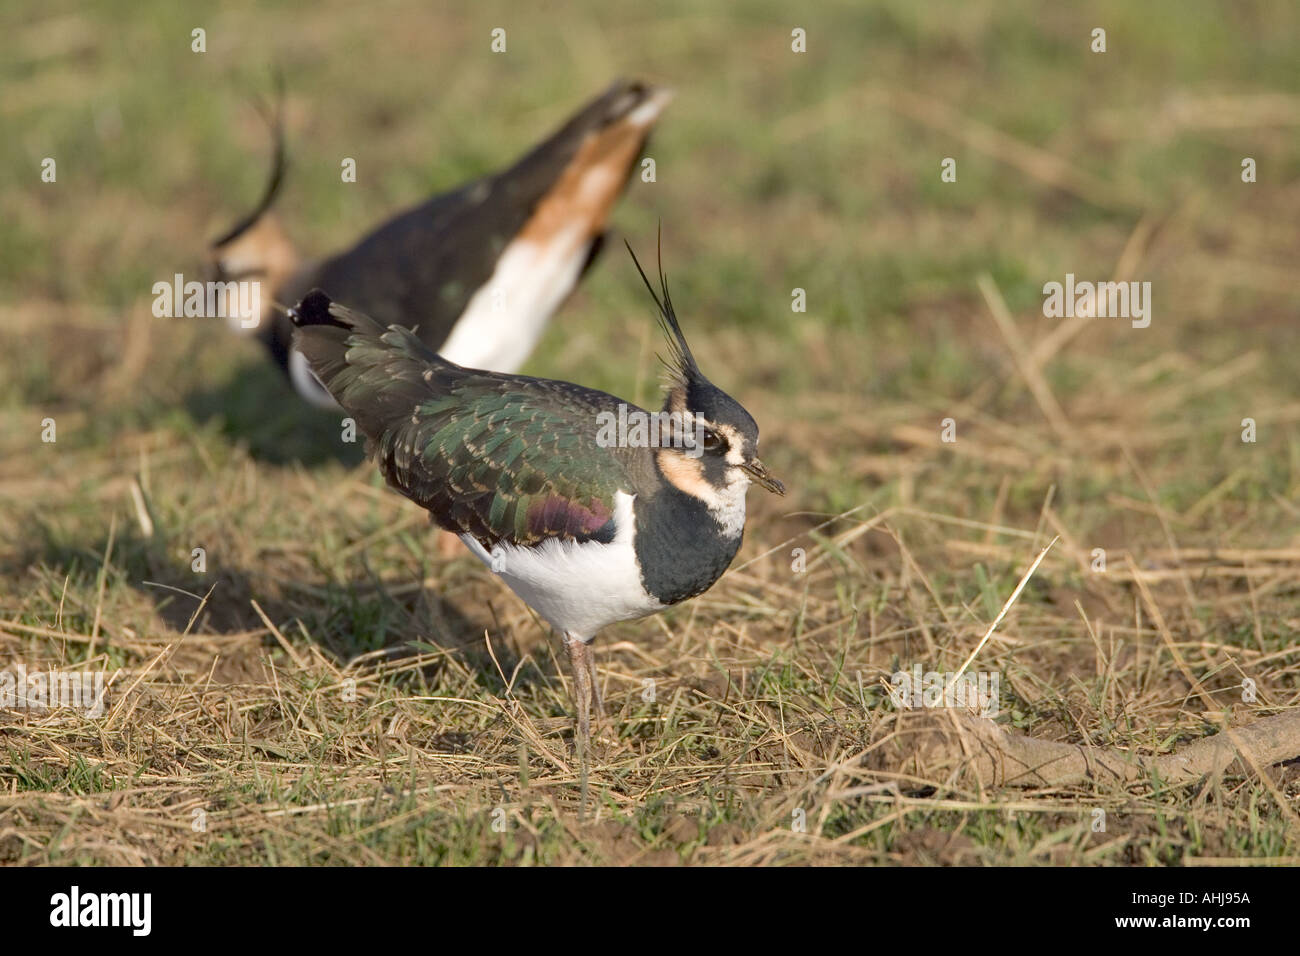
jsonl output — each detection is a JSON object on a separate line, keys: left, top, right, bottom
{"left": 292, "top": 292, "right": 647, "bottom": 548}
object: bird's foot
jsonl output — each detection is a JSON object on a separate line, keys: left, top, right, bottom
{"left": 564, "top": 634, "right": 605, "bottom": 761}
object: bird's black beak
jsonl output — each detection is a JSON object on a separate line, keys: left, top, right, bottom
{"left": 742, "top": 458, "right": 785, "bottom": 495}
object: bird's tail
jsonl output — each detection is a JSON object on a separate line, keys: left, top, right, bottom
{"left": 503, "top": 79, "right": 673, "bottom": 200}
{"left": 289, "top": 290, "right": 459, "bottom": 442}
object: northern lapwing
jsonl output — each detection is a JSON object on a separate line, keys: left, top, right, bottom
{"left": 212, "top": 80, "right": 671, "bottom": 409}
{"left": 288, "top": 242, "right": 784, "bottom": 753}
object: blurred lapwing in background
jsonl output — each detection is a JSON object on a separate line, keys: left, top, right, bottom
{"left": 288, "top": 240, "right": 784, "bottom": 754}
{"left": 213, "top": 80, "right": 672, "bottom": 409}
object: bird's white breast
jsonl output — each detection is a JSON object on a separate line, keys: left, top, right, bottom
{"left": 288, "top": 348, "right": 342, "bottom": 410}
{"left": 459, "top": 491, "right": 661, "bottom": 641}
{"left": 438, "top": 224, "right": 593, "bottom": 373}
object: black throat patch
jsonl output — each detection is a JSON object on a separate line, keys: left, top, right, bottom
{"left": 632, "top": 484, "right": 742, "bottom": 606}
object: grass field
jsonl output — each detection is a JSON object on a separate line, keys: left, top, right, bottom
{"left": 2, "top": 0, "right": 1299, "bottom": 865}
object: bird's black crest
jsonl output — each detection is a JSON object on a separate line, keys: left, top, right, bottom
{"left": 211, "top": 69, "right": 287, "bottom": 248}
{"left": 626, "top": 231, "right": 762, "bottom": 447}
{"left": 625, "top": 229, "right": 703, "bottom": 389}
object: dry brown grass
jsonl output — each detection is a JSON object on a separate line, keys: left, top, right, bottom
{"left": 3, "top": 321, "right": 1299, "bottom": 864}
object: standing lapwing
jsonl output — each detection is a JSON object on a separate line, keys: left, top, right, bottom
{"left": 212, "top": 80, "right": 671, "bottom": 408}
{"left": 288, "top": 241, "right": 784, "bottom": 753}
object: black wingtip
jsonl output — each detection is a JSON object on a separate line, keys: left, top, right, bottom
{"left": 289, "top": 289, "right": 336, "bottom": 328}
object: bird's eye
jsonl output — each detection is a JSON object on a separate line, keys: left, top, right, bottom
{"left": 702, "top": 430, "right": 723, "bottom": 452}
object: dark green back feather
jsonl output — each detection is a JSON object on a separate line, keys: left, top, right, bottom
{"left": 291, "top": 292, "right": 655, "bottom": 548}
